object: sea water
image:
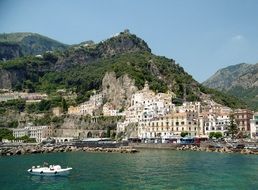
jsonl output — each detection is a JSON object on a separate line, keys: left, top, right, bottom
{"left": 0, "top": 149, "right": 258, "bottom": 190}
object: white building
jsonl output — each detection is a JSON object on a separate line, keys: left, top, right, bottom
{"left": 250, "top": 112, "right": 258, "bottom": 139}
{"left": 12, "top": 125, "right": 49, "bottom": 142}
{"left": 203, "top": 113, "right": 230, "bottom": 137}
{"left": 28, "top": 126, "right": 48, "bottom": 142}
{"left": 12, "top": 128, "right": 29, "bottom": 139}
{"left": 117, "top": 82, "right": 175, "bottom": 137}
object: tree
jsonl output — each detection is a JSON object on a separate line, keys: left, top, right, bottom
{"left": 62, "top": 98, "right": 68, "bottom": 112}
{"left": 43, "top": 52, "right": 58, "bottom": 63}
{"left": 227, "top": 114, "right": 238, "bottom": 138}
{"left": 7, "top": 120, "right": 18, "bottom": 128}
{"left": 214, "top": 132, "right": 222, "bottom": 139}
{"left": 209, "top": 132, "right": 215, "bottom": 139}
{"left": 181, "top": 131, "right": 189, "bottom": 137}
{"left": 106, "top": 126, "right": 111, "bottom": 138}
{"left": 0, "top": 128, "right": 15, "bottom": 141}
{"left": 209, "top": 132, "right": 222, "bottom": 139}
{"left": 38, "top": 99, "right": 51, "bottom": 112}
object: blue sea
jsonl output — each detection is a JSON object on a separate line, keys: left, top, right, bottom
{"left": 0, "top": 149, "right": 258, "bottom": 190}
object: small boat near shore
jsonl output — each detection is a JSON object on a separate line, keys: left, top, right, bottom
{"left": 27, "top": 164, "right": 72, "bottom": 176}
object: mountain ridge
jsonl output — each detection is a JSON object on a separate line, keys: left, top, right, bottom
{"left": 0, "top": 30, "right": 247, "bottom": 110}
{"left": 203, "top": 63, "right": 258, "bottom": 110}
{"left": 0, "top": 32, "right": 68, "bottom": 60}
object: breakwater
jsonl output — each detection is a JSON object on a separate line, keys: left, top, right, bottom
{"left": 130, "top": 143, "right": 258, "bottom": 155}
{"left": 0, "top": 144, "right": 138, "bottom": 156}
{"left": 176, "top": 144, "right": 258, "bottom": 155}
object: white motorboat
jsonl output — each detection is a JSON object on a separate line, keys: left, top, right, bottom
{"left": 27, "top": 164, "right": 72, "bottom": 176}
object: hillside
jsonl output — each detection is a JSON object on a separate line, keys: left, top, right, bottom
{"left": 203, "top": 63, "right": 258, "bottom": 111}
{"left": 0, "top": 32, "right": 68, "bottom": 60}
{"left": 0, "top": 30, "right": 246, "bottom": 110}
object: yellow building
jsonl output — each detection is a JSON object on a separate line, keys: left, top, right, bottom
{"left": 68, "top": 106, "right": 80, "bottom": 115}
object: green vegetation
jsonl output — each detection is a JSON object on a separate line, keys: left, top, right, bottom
{"left": 26, "top": 99, "right": 52, "bottom": 113}
{"left": 62, "top": 98, "right": 68, "bottom": 112}
{"left": 227, "top": 115, "right": 239, "bottom": 138}
{"left": 228, "top": 86, "right": 258, "bottom": 111}
{"left": 0, "top": 32, "right": 68, "bottom": 60}
{"left": 33, "top": 114, "right": 52, "bottom": 126}
{"left": 0, "top": 32, "right": 247, "bottom": 112}
{"left": 199, "top": 86, "right": 247, "bottom": 109}
{"left": 0, "top": 128, "right": 14, "bottom": 141}
{"left": 37, "top": 51, "right": 200, "bottom": 103}
{"left": 181, "top": 132, "right": 190, "bottom": 137}
{"left": 209, "top": 132, "right": 223, "bottom": 139}
{"left": 7, "top": 120, "right": 18, "bottom": 128}
{"left": 0, "top": 99, "right": 26, "bottom": 113}
{"left": 15, "top": 135, "right": 36, "bottom": 143}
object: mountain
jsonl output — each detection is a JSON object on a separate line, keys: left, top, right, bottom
{"left": 203, "top": 63, "right": 258, "bottom": 111}
{"left": 54, "top": 30, "right": 151, "bottom": 70}
{"left": 0, "top": 30, "right": 246, "bottom": 110}
{"left": 0, "top": 32, "right": 68, "bottom": 60}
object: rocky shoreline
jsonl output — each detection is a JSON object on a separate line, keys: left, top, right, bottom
{"left": 0, "top": 145, "right": 139, "bottom": 156}
{"left": 130, "top": 143, "right": 258, "bottom": 155}
{"left": 176, "top": 145, "right": 258, "bottom": 155}
{"left": 1, "top": 144, "right": 257, "bottom": 157}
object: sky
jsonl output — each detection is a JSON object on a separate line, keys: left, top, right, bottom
{"left": 0, "top": 0, "right": 258, "bottom": 82}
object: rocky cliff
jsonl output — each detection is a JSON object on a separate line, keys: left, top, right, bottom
{"left": 102, "top": 72, "right": 138, "bottom": 109}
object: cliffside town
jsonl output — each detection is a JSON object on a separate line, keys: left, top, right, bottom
{"left": 4, "top": 81, "right": 258, "bottom": 144}
{"left": 0, "top": 31, "right": 256, "bottom": 144}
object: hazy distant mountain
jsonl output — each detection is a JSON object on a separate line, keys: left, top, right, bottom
{"left": 0, "top": 32, "right": 68, "bottom": 60}
{"left": 203, "top": 63, "right": 258, "bottom": 110}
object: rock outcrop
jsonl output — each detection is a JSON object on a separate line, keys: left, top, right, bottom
{"left": 102, "top": 72, "right": 138, "bottom": 109}
{"left": 0, "top": 69, "right": 12, "bottom": 89}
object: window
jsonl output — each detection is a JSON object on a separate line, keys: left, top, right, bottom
{"left": 176, "top": 122, "right": 179, "bottom": 126}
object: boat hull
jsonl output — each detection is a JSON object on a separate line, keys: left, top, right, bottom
{"left": 27, "top": 168, "right": 72, "bottom": 176}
